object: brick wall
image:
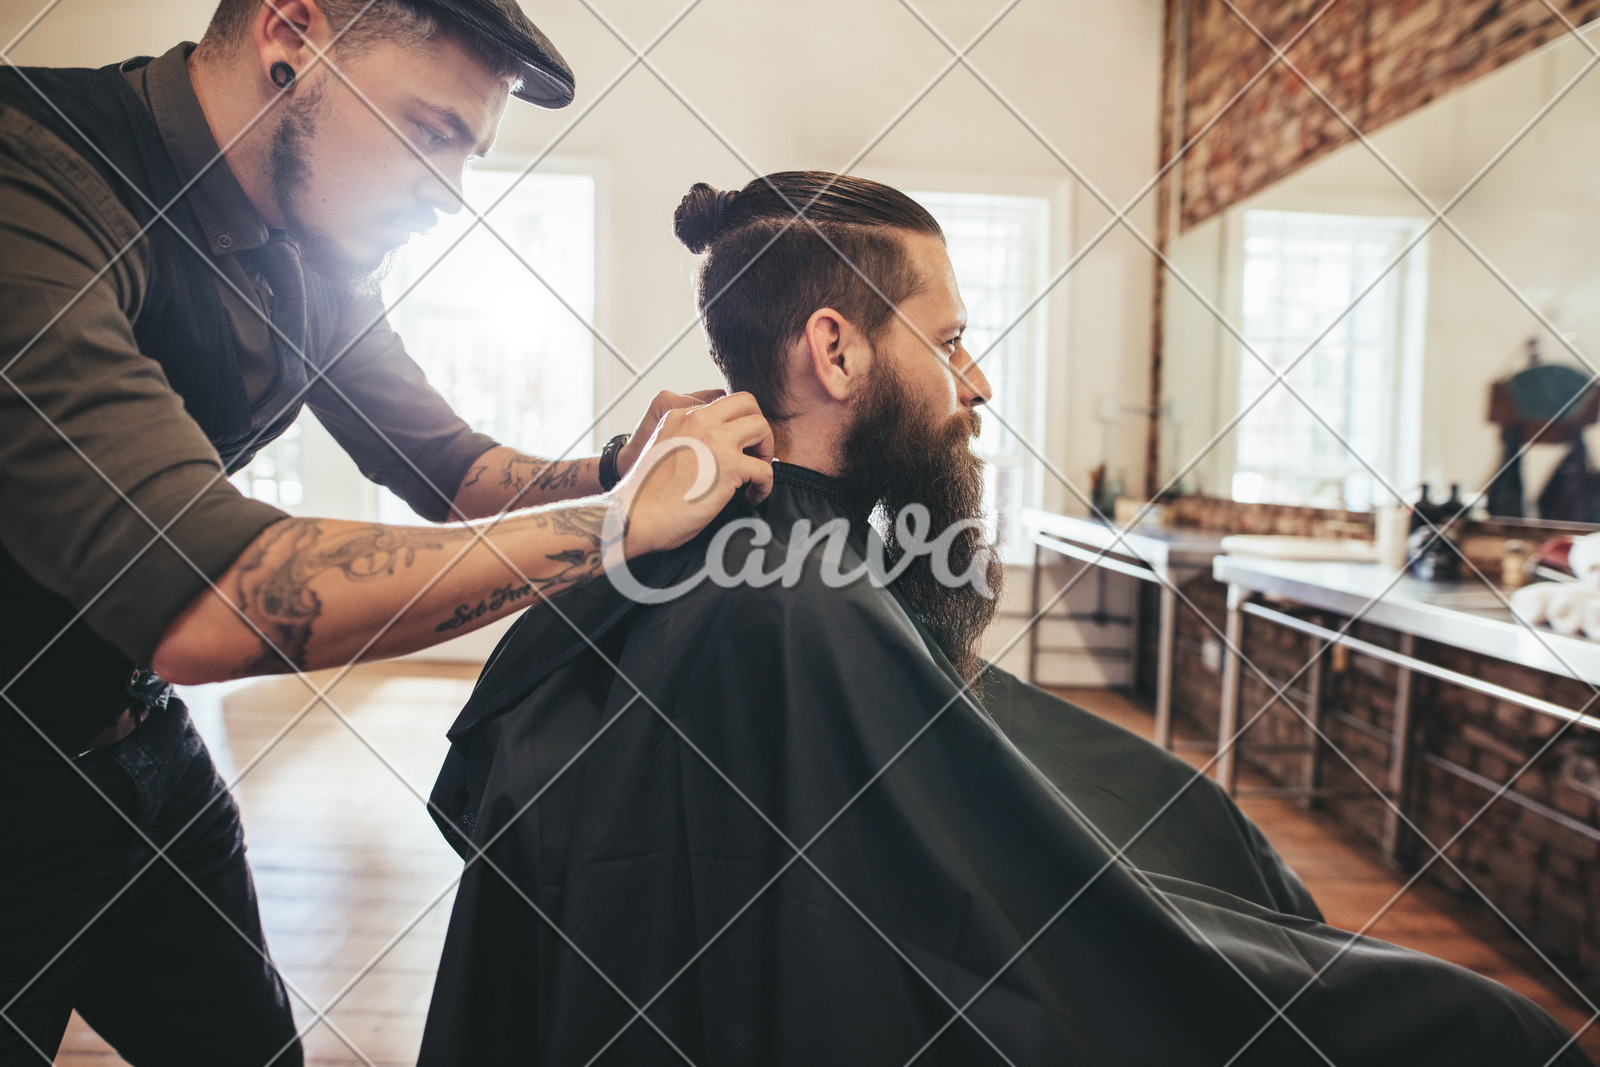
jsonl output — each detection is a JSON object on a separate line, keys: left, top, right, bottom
{"left": 1143, "top": 571, "right": 1600, "bottom": 999}
{"left": 1171, "top": 0, "right": 1600, "bottom": 229}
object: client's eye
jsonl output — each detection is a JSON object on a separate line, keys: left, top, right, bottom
{"left": 417, "top": 124, "right": 449, "bottom": 150}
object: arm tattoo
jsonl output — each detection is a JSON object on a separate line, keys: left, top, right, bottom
{"left": 433, "top": 503, "right": 617, "bottom": 632}
{"left": 232, "top": 504, "right": 619, "bottom": 675}
{"left": 233, "top": 520, "right": 452, "bottom": 676}
{"left": 501, "top": 453, "right": 583, "bottom": 497}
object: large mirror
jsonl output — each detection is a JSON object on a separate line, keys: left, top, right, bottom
{"left": 1159, "top": 20, "right": 1600, "bottom": 522}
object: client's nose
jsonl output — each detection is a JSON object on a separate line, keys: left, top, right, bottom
{"left": 953, "top": 347, "right": 992, "bottom": 408}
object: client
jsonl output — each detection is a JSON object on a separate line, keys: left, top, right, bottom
{"left": 418, "top": 172, "right": 1589, "bottom": 1066}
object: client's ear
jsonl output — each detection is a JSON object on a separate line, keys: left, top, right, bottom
{"left": 802, "top": 307, "right": 872, "bottom": 404}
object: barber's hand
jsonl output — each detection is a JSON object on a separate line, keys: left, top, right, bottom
{"left": 612, "top": 391, "right": 775, "bottom": 557}
{"left": 617, "top": 388, "right": 727, "bottom": 476}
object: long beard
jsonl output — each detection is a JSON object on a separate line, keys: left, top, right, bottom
{"left": 267, "top": 87, "right": 393, "bottom": 295}
{"left": 836, "top": 362, "right": 1004, "bottom": 691}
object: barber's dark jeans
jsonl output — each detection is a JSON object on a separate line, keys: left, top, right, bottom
{"left": 0, "top": 701, "right": 302, "bottom": 1066}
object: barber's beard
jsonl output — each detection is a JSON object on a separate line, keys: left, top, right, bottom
{"left": 268, "top": 88, "right": 394, "bottom": 296}
{"left": 836, "top": 363, "right": 1004, "bottom": 691}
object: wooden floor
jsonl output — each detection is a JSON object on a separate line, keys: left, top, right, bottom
{"left": 52, "top": 666, "right": 1600, "bottom": 1064}
{"left": 1056, "top": 686, "right": 1600, "bottom": 1063}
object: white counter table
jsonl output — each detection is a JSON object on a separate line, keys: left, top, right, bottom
{"left": 1021, "top": 509, "right": 1226, "bottom": 748}
{"left": 1212, "top": 554, "right": 1600, "bottom": 858}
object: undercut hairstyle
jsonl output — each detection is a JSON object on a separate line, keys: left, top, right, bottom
{"left": 200, "top": 0, "right": 522, "bottom": 80}
{"left": 673, "top": 171, "right": 943, "bottom": 421}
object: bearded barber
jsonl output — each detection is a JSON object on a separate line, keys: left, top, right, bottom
{"left": 0, "top": 0, "right": 773, "bottom": 1061}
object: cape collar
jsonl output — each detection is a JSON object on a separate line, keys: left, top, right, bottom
{"left": 771, "top": 460, "right": 875, "bottom": 527}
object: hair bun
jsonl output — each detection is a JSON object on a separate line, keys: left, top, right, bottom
{"left": 674, "top": 182, "right": 733, "bottom": 254}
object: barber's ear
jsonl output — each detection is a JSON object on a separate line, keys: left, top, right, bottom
{"left": 253, "top": 0, "right": 327, "bottom": 78}
{"left": 803, "top": 307, "right": 872, "bottom": 404}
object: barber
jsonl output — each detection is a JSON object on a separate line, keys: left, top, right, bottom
{"left": 0, "top": 0, "right": 772, "bottom": 1062}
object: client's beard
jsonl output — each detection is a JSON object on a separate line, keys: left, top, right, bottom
{"left": 268, "top": 87, "right": 395, "bottom": 296}
{"left": 835, "top": 362, "right": 1004, "bottom": 691}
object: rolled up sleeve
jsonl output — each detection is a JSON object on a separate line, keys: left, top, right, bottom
{"left": 0, "top": 109, "right": 286, "bottom": 662}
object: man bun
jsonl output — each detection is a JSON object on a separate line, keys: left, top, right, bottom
{"left": 674, "top": 182, "right": 735, "bottom": 254}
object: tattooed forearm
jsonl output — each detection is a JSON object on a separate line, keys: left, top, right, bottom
{"left": 501, "top": 454, "right": 585, "bottom": 496}
{"left": 232, "top": 520, "right": 455, "bottom": 676}
{"left": 223, "top": 503, "right": 620, "bottom": 678}
{"left": 454, "top": 448, "right": 601, "bottom": 519}
{"left": 431, "top": 503, "right": 615, "bottom": 632}
{"left": 436, "top": 580, "right": 536, "bottom": 632}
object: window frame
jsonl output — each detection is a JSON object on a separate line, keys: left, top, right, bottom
{"left": 1225, "top": 207, "right": 1430, "bottom": 511}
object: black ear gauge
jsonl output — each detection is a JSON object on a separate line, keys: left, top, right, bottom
{"left": 270, "top": 61, "right": 296, "bottom": 90}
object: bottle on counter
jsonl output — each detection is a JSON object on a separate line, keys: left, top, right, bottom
{"left": 1411, "top": 484, "right": 1434, "bottom": 530}
{"left": 1443, "top": 483, "right": 1465, "bottom": 523}
{"left": 1405, "top": 482, "right": 1462, "bottom": 581}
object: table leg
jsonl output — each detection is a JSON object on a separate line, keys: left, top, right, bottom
{"left": 1301, "top": 652, "right": 1325, "bottom": 810}
{"left": 1216, "top": 584, "right": 1246, "bottom": 795}
{"left": 1382, "top": 633, "right": 1417, "bottom": 864}
{"left": 1027, "top": 542, "right": 1043, "bottom": 686}
{"left": 1154, "top": 582, "right": 1177, "bottom": 750}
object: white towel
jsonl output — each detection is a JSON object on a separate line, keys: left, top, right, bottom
{"left": 1546, "top": 586, "right": 1592, "bottom": 636}
{"left": 1510, "top": 583, "right": 1558, "bottom": 625}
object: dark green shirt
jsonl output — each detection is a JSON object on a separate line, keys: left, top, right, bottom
{"left": 0, "top": 43, "right": 495, "bottom": 663}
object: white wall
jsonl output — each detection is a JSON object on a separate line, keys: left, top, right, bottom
{"left": 5, "top": 0, "right": 1165, "bottom": 666}
{"left": 1161, "top": 22, "right": 1600, "bottom": 510}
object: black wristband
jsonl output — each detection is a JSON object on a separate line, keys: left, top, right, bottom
{"left": 599, "top": 433, "right": 630, "bottom": 491}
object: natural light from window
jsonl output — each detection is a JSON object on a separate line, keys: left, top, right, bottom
{"left": 378, "top": 168, "right": 597, "bottom": 523}
{"left": 1233, "top": 209, "right": 1427, "bottom": 511}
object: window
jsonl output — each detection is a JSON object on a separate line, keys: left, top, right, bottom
{"left": 909, "top": 191, "right": 1051, "bottom": 562}
{"left": 230, "top": 421, "right": 303, "bottom": 508}
{"left": 1232, "top": 209, "right": 1427, "bottom": 510}
{"left": 378, "top": 169, "right": 597, "bottom": 522}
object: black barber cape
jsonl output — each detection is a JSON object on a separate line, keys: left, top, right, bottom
{"left": 421, "top": 463, "right": 1589, "bottom": 1067}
